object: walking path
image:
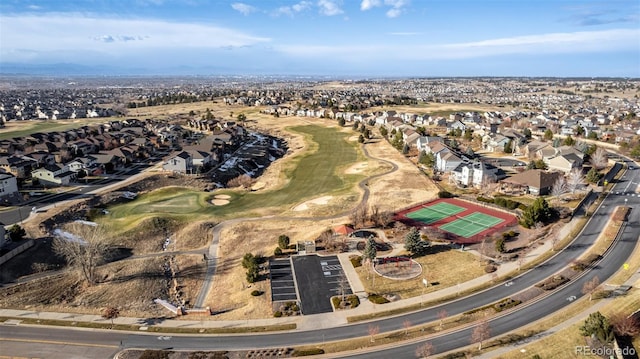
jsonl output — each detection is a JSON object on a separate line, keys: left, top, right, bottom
{"left": 0, "top": 215, "right": 577, "bottom": 332}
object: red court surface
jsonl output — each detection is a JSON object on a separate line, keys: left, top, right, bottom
{"left": 395, "top": 198, "right": 518, "bottom": 244}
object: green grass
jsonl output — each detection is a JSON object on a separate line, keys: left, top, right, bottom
{"left": 0, "top": 118, "right": 111, "bottom": 140}
{"left": 103, "top": 125, "right": 362, "bottom": 228}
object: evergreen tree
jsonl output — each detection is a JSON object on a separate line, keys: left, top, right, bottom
{"left": 544, "top": 129, "right": 554, "bottom": 141}
{"left": 586, "top": 167, "right": 602, "bottom": 183}
{"left": 580, "top": 312, "right": 614, "bottom": 344}
{"left": 520, "top": 197, "right": 552, "bottom": 228}
{"left": 362, "top": 237, "right": 377, "bottom": 262}
{"left": 404, "top": 227, "right": 429, "bottom": 255}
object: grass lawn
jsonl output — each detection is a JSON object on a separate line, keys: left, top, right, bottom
{"left": 103, "top": 125, "right": 362, "bottom": 229}
{"left": 354, "top": 246, "right": 484, "bottom": 299}
{"left": 0, "top": 118, "right": 112, "bottom": 140}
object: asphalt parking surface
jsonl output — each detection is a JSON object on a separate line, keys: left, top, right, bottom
{"left": 269, "top": 259, "right": 298, "bottom": 303}
{"left": 292, "top": 255, "right": 352, "bottom": 315}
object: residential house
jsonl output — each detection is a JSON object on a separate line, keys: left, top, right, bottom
{"left": 66, "top": 155, "right": 102, "bottom": 176}
{"left": 416, "top": 136, "right": 444, "bottom": 153}
{"left": 162, "top": 151, "right": 193, "bottom": 174}
{"left": 92, "top": 153, "right": 124, "bottom": 173}
{"left": 0, "top": 172, "right": 19, "bottom": 203}
{"left": 436, "top": 151, "right": 463, "bottom": 172}
{"left": 0, "top": 155, "right": 38, "bottom": 179}
{"left": 448, "top": 119, "right": 466, "bottom": 132}
{"left": 500, "top": 169, "right": 562, "bottom": 195}
{"left": 185, "top": 149, "right": 214, "bottom": 170}
{"left": 31, "top": 163, "right": 76, "bottom": 187}
{"left": 515, "top": 140, "right": 549, "bottom": 158}
{"left": 450, "top": 161, "right": 505, "bottom": 188}
{"left": 547, "top": 153, "right": 584, "bottom": 174}
{"left": 483, "top": 134, "right": 511, "bottom": 153}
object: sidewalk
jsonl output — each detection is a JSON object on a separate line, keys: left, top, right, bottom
{"left": 0, "top": 216, "right": 582, "bottom": 332}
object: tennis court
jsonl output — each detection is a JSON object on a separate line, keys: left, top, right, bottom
{"left": 438, "top": 212, "right": 505, "bottom": 238}
{"left": 405, "top": 202, "right": 466, "bottom": 225}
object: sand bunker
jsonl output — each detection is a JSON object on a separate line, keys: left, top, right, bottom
{"left": 345, "top": 162, "right": 368, "bottom": 174}
{"left": 293, "top": 195, "right": 333, "bottom": 211}
{"left": 251, "top": 181, "right": 266, "bottom": 191}
{"left": 211, "top": 194, "right": 231, "bottom": 206}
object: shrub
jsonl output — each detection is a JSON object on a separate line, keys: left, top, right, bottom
{"left": 350, "top": 256, "right": 362, "bottom": 267}
{"left": 493, "top": 298, "right": 522, "bottom": 312}
{"left": 274, "top": 247, "right": 283, "bottom": 256}
{"left": 139, "top": 351, "right": 171, "bottom": 359}
{"left": 484, "top": 264, "right": 497, "bottom": 273}
{"left": 250, "top": 290, "right": 263, "bottom": 296}
{"left": 438, "top": 191, "right": 454, "bottom": 198}
{"left": 273, "top": 311, "right": 282, "bottom": 317}
{"left": 278, "top": 234, "right": 290, "bottom": 249}
{"left": 292, "top": 348, "right": 325, "bottom": 357}
{"left": 368, "top": 293, "right": 390, "bottom": 304}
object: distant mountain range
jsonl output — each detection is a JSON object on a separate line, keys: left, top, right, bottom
{"left": 1, "top": 62, "right": 636, "bottom": 80}
{"left": 0, "top": 62, "right": 247, "bottom": 76}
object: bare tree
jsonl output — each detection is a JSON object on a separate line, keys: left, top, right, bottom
{"left": 590, "top": 147, "right": 608, "bottom": 170}
{"left": 102, "top": 307, "right": 120, "bottom": 328}
{"left": 610, "top": 312, "right": 640, "bottom": 337}
{"left": 566, "top": 168, "right": 585, "bottom": 195}
{"left": 403, "top": 319, "right": 412, "bottom": 336}
{"left": 438, "top": 309, "right": 448, "bottom": 330}
{"left": 337, "top": 272, "right": 349, "bottom": 307}
{"left": 226, "top": 174, "right": 254, "bottom": 189}
{"left": 415, "top": 342, "right": 434, "bottom": 358}
{"left": 551, "top": 175, "right": 567, "bottom": 197}
{"left": 582, "top": 276, "right": 600, "bottom": 300}
{"left": 53, "top": 222, "right": 111, "bottom": 286}
{"left": 471, "top": 319, "right": 491, "bottom": 350}
{"left": 368, "top": 324, "right": 380, "bottom": 342}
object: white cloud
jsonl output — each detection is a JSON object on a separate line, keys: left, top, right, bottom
{"left": 0, "top": 13, "right": 270, "bottom": 63}
{"left": 272, "top": 1, "right": 311, "bottom": 17}
{"left": 386, "top": 8, "right": 401, "bottom": 18}
{"left": 231, "top": 3, "right": 258, "bottom": 16}
{"left": 318, "top": 0, "right": 344, "bottom": 16}
{"left": 27, "top": 5, "right": 42, "bottom": 10}
{"left": 360, "top": 0, "right": 382, "bottom": 11}
{"left": 360, "top": 0, "right": 409, "bottom": 17}
{"left": 276, "top": 28, "right": 640, "bottom": 60}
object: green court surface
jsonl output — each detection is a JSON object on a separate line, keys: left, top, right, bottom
{"left": 406, "top": 202, "right": 466, "bottom": 224}
{"left": 438, "top": 212, "right": 504, "bottom": 238}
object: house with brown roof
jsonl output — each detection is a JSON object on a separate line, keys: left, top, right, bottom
{"left": 499, "top": 169, "right": 562, "bottom": 196}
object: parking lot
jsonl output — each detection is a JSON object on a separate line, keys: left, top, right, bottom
{"left": 291, "top": 255, "right": 352, "bottom": 315}
{"left": 269, "top": 259, "right": 298, "bottom": 303}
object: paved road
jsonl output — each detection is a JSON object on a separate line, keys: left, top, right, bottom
{"left": 2, "top": 160, "right": 637, "bottom": 358}
{"left": 0, "top": 162, "right": 153, "bottom": 225}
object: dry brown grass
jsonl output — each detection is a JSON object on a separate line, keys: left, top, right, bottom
{"left": 172, "top": 221, "right": 216, "bottom": 251}
{"left": 355, "top": 246, "right": 484, "bottom": 299}
{"left": 364, "top": 138, "right": 439, "bottom": 212}
{"left": 203, "top": 219, "right": 334, "bottom": 320}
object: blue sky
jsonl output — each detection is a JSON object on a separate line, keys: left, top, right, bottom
{"left": 0, "top": 0, "right": 638, "bottom": 77}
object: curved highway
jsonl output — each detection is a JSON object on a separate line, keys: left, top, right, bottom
{"left": 2, "top": 160, "right": 638, "bottom": 357}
